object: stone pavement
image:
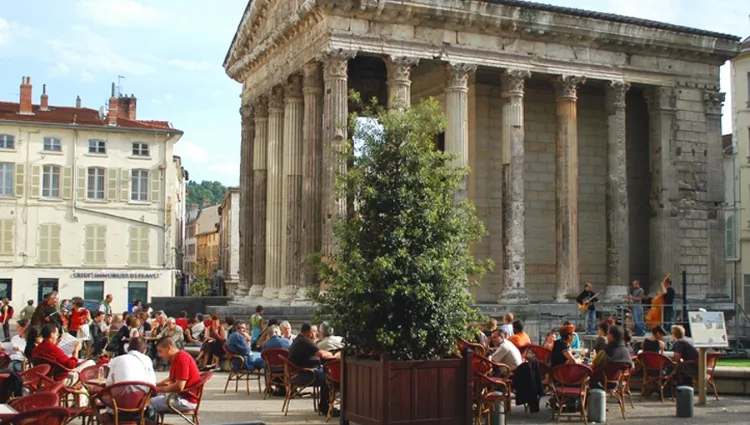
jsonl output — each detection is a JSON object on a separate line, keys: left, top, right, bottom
{"left": 164, "top": 371, "right": 750, "bottom": 424}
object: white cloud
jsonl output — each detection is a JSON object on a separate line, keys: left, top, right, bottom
{"left": 208, "top": 162, "right": 240, "bottom": 177}
{"left": 167, "top": 58, "right": 210, "bottom": 71}
{"left": 0, "top": 17, "right": 33, "bottom": 46}
{"left": 175, "top": 142, "right": 209, "bottom": 164}
{"left": 76, "top": 0, "right": 160, "bottom": 27}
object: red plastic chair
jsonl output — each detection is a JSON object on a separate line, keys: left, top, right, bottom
{"left": 8, "top": 392, "right": 61, "bottom": 412}
{"left": 92, "top": 381, "right": 156, "bottom": 425}
{"left": 323, "top": 361, "right": 341, "bottom": 422}
{"left": 593, "top": 362, "right": 631, "bottom": 419}
{"left": 280, "top": 357, "right": 319, "bottom": 416}
{"left": 637, "top": 351, "right": 676, "bottom": 403}
{"left": 18, "top": 364, "right": 52, "bottom": 393}
{"left": 551, "top": 364, "right": 592, "bottom": 424}
{"left": 222, "top": 344, "right": 262, "bottom": 394}
{"left": 261, "top": 348, "right": 289, "bottom": 399}
{"left": 6, "top": 406, "right": 69, "bottom": 425}
{"left": 32, "top": 357, "right": 76, "bottom": 384}
{"left": 156, "top": 371, "right": 212, "bottom": 425}
{"left": 525, "top": 345, "right": 552, "bottom": 364}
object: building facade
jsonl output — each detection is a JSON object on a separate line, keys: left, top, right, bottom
{"left": 730, "top": 35, "right": 750, "bottom": 312}
{"left": 183, "top": 204, "right": 200, "bottom": 277}
{"left": 224, "top": 0, "right": 740, "bottom": 305}
{"left": 219, "top": 188, "right": 240, "bottom": 295}
{"left": 0, "top": 77, "right": 183, "bottom": 312}
{"left": 194, "top": 204, "right": 219, "bottom": 278}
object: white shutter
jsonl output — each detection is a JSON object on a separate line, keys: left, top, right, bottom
{"left": 139, "top": 227, "right": 150, "bottom": 265}
{"left": 15, "top": 164, "right": 24, "bottom": 198}
{"left": 120, "top": 169, "right": 130, "bottom": 201}
{"left": 96, "top": 226, "right": 107, "bottom": 264}
{"left": 85, "top": 225, "right": 95, "bottom": 264}
{"left": 129, "top": 226, "right": 138, "bottom": 265}
{"left": 31, "top": 166, "right": 40, "bottom": 198}
{"left": 62, "top": 167, "right": 73, "bottom": 199}
{"left": 77, "top": 167, "right": 86, "bottom": 200}
{"left": 39, "top": 224, "right": 49, "bottom": 264}
{"left": 150, "top": 169, "right": 161, "bottom": 204}
{"left": 50, "top": 224, "right": 61, "bottom": 264}
{"left": 107, "top": 169, "right": 117, "bottom": 201}
{"left": 0, "top": 220, "right": 12, "bottom": 255}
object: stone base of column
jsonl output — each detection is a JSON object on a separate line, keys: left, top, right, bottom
{"left": 291, "top": 287, "right": 313, "bottom": 306}
{"left": 247, "top": 284, "right": 265, "bottom": 299}
{"left": 601, "top": 285, "right": 628, "bottom": 302}
{"left": 496, "top": 288, "right": 529, "bottom": 305}
{"left": 233, "top": 281, "right": 249, "bottom": 297}
{"left": 262, "top": 286, "right": 281, "bottom": 300}
{"left": 278, "top": 286, "right": 298, "bottom": 302}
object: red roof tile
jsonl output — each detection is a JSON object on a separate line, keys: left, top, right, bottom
{"left": 0, "top": 101, "right": 180, "bottom": 132}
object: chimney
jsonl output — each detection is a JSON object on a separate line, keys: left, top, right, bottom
{"left": 107, "top": 82, "right": 118, "bottom": 126}
{"left": 40, "top": 84, "right": 49, "bottom": 111}
{"left": 75, "top": 95, "right": 81, "bottom": 109}
{"left": 128, "top": 94, "right": 137, "bottom": 120}
{"left": 202, "top": 198, "right": 211, "bottom": 208}
{"left": 19, "top": 76, "right": 32, "bottom": 115}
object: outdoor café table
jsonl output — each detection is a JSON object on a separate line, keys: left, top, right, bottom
{"left": 0, "top": 404, "right": 18, "bottom": 421}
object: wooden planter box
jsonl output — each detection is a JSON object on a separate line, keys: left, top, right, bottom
{"left": 341, "top": 349, "right": 473, "bottom": 425}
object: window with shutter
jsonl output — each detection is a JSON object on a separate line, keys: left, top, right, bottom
{"left": 39, "top": 223, "right": 60, "bottom": 264}
{"left": 77, "top": 168, "right": 86, "bottom": 200}
{"left": 129, "top": 226, "right": 149, "bottom": 266}
{"left": 107, "top": 169, "right": 117, "bottom": 201}
{"left": 119, "top": 169, "right": 129, "bottom": 201}
{"left": 62, "top": 167, "right": 72, "bottom": 199}
{"left": 87, "top": 167, "right": 105, "bottom": 200}
{"left": 139, "top": 227, "right": 149, "bottom": 265}
{"left": 85, "top": 225, "right": 106, "bottom": 265}
{"left": 49, "top": 224, "right": 61, "bottom": 264}
{"left": 0, "top": 220, "right": 13, "bottom": 255}
{"left": 0, "top": 163, "right": 13, "bottom": 197}
{"left": 150, "top": 169, "right": 161, "bottom": 203}
{"left": 0, "top": 134, "right": 15, "bottom": 150}
{"left": 131, "top": 169, "right": 149, "bottom": 201}
{"left": 41, "top": 165, "right": 60, "bottom": 198}
{"left": 15, "top": 164, "right": 24, "bottom": 198}
{"left": 31, "top": 165, "right": 40, "bottom": 198}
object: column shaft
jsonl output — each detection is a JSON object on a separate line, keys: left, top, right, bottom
{"left": 554, "top": 75, "right": 585, "bottom": 302}
{"left": 280, "top": 75, "right": 304, "bottom": 301}
{"left": 249, "top": 98, "right": 268, "bottom": 298}
{"left": 236, "top": 104, "right": 254, "bottom": 296}
{"left": 704, "top": 90, "right": 728, "bottom": 298}
{"left": 300, "top": 62, "right": 323, "bottom": 292}
{"left": 321, "top": 49, "right": 356, "bottom": 257}
{"left": 605, "top": 81, "right": 631, "bottom": 299}
{"left": 444, "top": 63, "right": 477, "bottom": 200}
{"left": 385, "top": 56, "right": 418, "bottom": 109}
{"left": 499, "top": 69, "right": 530, "bottom": 304}
{"left": 263, "top": 87, "right": 284, "bottom": 299}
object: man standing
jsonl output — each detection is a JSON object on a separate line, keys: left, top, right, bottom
{"left": 31, "top": 291, "right": 63, "bottom": 332}
{"left": 627, "top": 280, "right": 645, "bottom": 335}
{"left": 662, "top": 278, "right": 676, "bottom": 328}
{"left": 99, "top": 294, "right": 113, "bottom": 315}
{"left": 152, "top": 337, "right": 201, "bottom": 414}
{"left": 288, "top": 323, "right": 340, "bottom": 417}
{"left": 576, "top": 283, "right": 598, "bottom": 334}
{"left": 0, "top": 297, "right": 12, "bottom": 342}
{"left": 18, "top": 300, "right": 36, "bottom": 321}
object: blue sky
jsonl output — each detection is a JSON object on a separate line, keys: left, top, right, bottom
{"left": 0, "top": 0, "right": 747, "bottom": 186}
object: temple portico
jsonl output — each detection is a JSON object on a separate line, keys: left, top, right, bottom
{"left": 224, "top": 0, "right": 740, "bottom": 306}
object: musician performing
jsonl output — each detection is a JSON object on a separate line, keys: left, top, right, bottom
{"left": 576, "top": 283, "right": 599, "bottom": 334}
{"left": 645, "top": 273, "right": 671, "bottom": 329}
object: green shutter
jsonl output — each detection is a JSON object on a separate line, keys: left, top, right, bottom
{"left": 62, "top": 167, "right": 72, "bottom": 199}
{"left": 77, "top": 168, "right": 86, "bottom": 200}
{"left": 31, "top": 166, "right": 40, "bottom": 198}
{"left": 96, "top": 226, "right": 107, "bottom": 264}
{"left": 15, "top": 164, "right": 24, "bottom": 198}
{"left": 0, "top": 220, "right": 12, "bottom": 255}
{"left": 107, "top": 169, "right": 117, "bottom": 201}
{"left": 150, "top": 169, "right": 160, "bottom": 204}
{"left": 120, "top": 169, "right": 130, "bottom": 202}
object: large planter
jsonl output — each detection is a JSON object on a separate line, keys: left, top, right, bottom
{"left": 341, "top": 349, "right": 473, "bottom": 425}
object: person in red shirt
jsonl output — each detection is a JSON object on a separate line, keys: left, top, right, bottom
{"left": 32, "top": 324, "right": 94, "bottom": 380}
{"left": 67, "top": 297, "right": 91, "bottom": 337}
{"left": 151, "top": 336, "right": 202, "bottom": 413}
{"left": 175, "top": 311, "right": 189, "bottom": 333}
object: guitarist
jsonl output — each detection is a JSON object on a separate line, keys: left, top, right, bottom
{"left": 576, "top": 283, "right": 599, "bottom": 334}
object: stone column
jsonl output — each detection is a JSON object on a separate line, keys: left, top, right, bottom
{"left": 280, "top": 74, "right": 304, "bottom": 302}
{"left": 300, "top": 62, "right": 323, "bottom": 293}
{"left": 249, "top": 98, "right": 268, "bottom": 298}
{"left": 554, "top": 75, "right": 585, "bottom": 302}
{"left": 263, "top": 86, "right": 284, "bottom": 300}
{"left": 704, "top": 90, "right": 728, "bottom": 299}
{"left": 235, "top": 103, "right": 254, "bottom": 297}
{"left": 385, "top": 56, "right": 419, "bottom": 110}
{"left": 499, "top": 69, "right": 530, "bottom": 304}
{"left": 604, "top": 81, "right": 631, "bottom": 300}
{"left": 321, "top": 49, "right": 356, "bottom": 258}
{"left": 646, "top": 87, "right": 679, "bottom": 293}
{"left": 445, "top": 63, "right": 477, "bottom": 200}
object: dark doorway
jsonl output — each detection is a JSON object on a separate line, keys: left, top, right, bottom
{"left": 37, "top": 278, "right": 59, "bottom": 303}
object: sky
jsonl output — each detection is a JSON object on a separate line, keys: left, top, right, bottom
{"left": 0, "top": 0, "right": 748, "bottom": 187}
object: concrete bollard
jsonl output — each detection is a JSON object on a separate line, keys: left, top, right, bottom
{"left": 490, "top": 392, "right": 506, "bottom": 425}
{"left": 676, "top": 386, "right": 694, "bottom": 418}
{"left": 587, "top": 389, "right": 606, "bottom": 423}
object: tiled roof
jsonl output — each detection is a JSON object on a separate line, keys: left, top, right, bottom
{"left": 741, "top": 36, "right": 750, "bottom": 53}
{"left": 482, "top": 0, "right": 740, "bottom": 41}
{"left": 0, "top": 101, "right": 181, "bottom": 132}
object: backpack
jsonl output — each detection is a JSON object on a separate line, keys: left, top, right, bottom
{"left": 0, "top": 305, "right": 12, "bottom": 321}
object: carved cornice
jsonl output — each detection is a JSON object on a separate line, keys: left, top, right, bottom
{"left": 606, "top": 80, "right": 631, "bottom": 111}
{"left": 320, "top": 48, "right": 357, "bottom": 80}
{"left": 501, "top": 69, "right": 531, "bottom": 97}
{"left": 703, "top": 90, "right": 725, "bottom": 116}
{"left": 284, "top": 74, "right": 304, "bottom": 100}
{"left": 268, "top": 86, "right": 285, "bottom": 112}
{"left": 254, "top": 96, "right": 269, "bottom": 119}
{"left": 554, "top": 75, "right": 586, "bottom": 101}
{"left": 385, "top": 56, "right": 420, "bottom": 84}
{"left": 303, "top": 62, "right": 323, "bottom": 91}
{"left": 445, "top": 63, "right": 477, "bottom": 90}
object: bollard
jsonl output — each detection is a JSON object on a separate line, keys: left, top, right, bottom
{"left": 676, "top": 386, "right": 694, "bottom": 418}
{"left": 587, "top": 389, "right": 606, "bottom": 423}
{"left": 490, "top": 392, "right": 506, "bottom": 425}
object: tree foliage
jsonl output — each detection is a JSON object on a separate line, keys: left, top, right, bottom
{"left": 311, "top": 96, "right": 492, "bottom": 361}
{"left": 187, "top": 180, "right": 227, "bottom": 208}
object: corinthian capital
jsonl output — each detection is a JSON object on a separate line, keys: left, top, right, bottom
{"left": 386, "top": 56, "right": 420, "bottom": 83}
{"left": 554, "top": 75, "right": 586, "bottom": 101}
{"left": 502, "top": 69, "right": 531, "bottom": 97}
{"left": 268, "top": 86, "right": 285, "bottom": 111}
{"left": 303, "top": 62, "right": 322, "bottom": 90}
{"left": 253, "top": 96, "right": 268, "bottom": 119}
{"left": 240, "top": 103, "right": 254, "bottom": 118}
{"left": 320, "top": 48, "right": 357, "bottom": 79}
{"left": 703, "top": 90, "right": 725, "bottom": 116}
{"left": 284, "top": 74, "right": 303, "bottom": 100}
{"left": 445, "top": 63, "right": 478, "bottom": 91}
{"left": 606, "top": 80, "right": 631, "bottom": 112}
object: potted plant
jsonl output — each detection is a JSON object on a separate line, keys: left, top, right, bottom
{"left": 312, "top": 96, "right": 491, "bottom": 425}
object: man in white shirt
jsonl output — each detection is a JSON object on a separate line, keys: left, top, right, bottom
{"left": 280, "top": 321, "right": 296, "bottom": 342}
{"left": 107, "top": 337, "right": 156, "bottom": 386}
{"left": 0, "top": 319, "right": 28, "bottom": 372}
{"left": 489, "top": 330, "right": 523, "bottom": 371}
{"left": 317, "top": 322, "right": 343, "bottom": 352}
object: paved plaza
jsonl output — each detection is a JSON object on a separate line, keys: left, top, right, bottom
{"left": 182, "top": 371, "right": 750, "bottom": 425}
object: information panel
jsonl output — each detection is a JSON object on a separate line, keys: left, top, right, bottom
{"left": 688, "top": 311, "right": 729, "bottom": 348}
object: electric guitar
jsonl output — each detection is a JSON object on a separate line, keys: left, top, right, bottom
{"left": 577, "top": 291, "right": 601, "bottom": 313}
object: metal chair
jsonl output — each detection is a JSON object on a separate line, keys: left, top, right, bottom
{"left": 156, "top": 371, "right": 213, "bottom": 425}
{"left": 260, "top": 348, "right": 288, "bottom": 399}
{"left": 6, "top": 406, "right": 70, "bottom": 425}
{"left": 551, "top": 363, "right": 592, "bottom": 424}
{"left": 323, "top": 360, "right": 341, "bottom": 422}
{"left": 638, "top": 351, "right": 676, "bottom": 403}
{"left": 593, "top": 361, "right": 631, "bottom": 419}
{"left": 280, "top": 357, "right": 319, "bottom": 415}
{"left": 92, "top": 381, "right": 156, "bottom": 425}
{"left": 222, "top": 344, "right": 262, "bottom": 395}
{"left": 8, "top": 392, "right": 61, "bottom": 412}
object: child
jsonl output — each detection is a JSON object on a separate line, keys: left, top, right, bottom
{"left": 501, "top": 313, "right": 515, "bottom": 337}
{"left": 250, "top": 305, "right": 264, "bottom": 349}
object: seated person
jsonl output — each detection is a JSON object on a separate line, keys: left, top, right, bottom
{"left": 642, "top": 326, "right": 667, "bottom": 354}
{"left": 0, "top": 319, "right": 28, "bottom": 372}
{"left": 108, "top": 337, "right": 156, "bottom": 385}
{"left": 592, "top": 326, "right": 633, "bottom": 370}
{"left": 317, "top": 322, "right": 344, "bottom": 352}
{"left": 262, "top": 325, "right": 291, "bottom": 351}
{"left": 557, "top": 321, "right": 582, "bottom": 350}
{"left": 551, "top": 327, "right": 578, "bottom": 368}
{"left": 507, "top": 320, "right": 531, "bottom": 349}
{"left": 152, "top": 337, "right": 201, "bottom": 414}
{"left": 623, "top": 329, "right": 635, "bottom": 357}
{"left": 32, "top": 324, "right": 95, "bottom": 380}
{"left": 672, "top": 325, "right": 699, "bottom": 385}
{"left": 489, "top": 330, "right": 523, "bottom": 372}
{"left": 501, "top": 313, "right": 515, "bottom": 337}
{"left": 184, "top": 313, "right": 206, "bottom": 347}
{"left": 89, "top": 312, "right": 108, "bottom": 358}
{"left": 593, "top": 322, "right": 609, "bottom": 352}
{"left": 288, "top": 323, "right": 340, "bottom": 417}
{"left": 226, "top": 321, "right": 264, "bottom": 371}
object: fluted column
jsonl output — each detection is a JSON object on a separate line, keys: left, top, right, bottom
{"left": 445, "top": 63, "right": 477, "bottom": 201}
{"left": 300, "top": 62, "right": 323, "bottom": 294}
{"left": 280, "top": 74, "right": 304, "bottom": 301}
{"left": 321, "top": 49, "right": 356, "bottom": 258}
{"left": 499, "top": 69, "right": 531, "bottom": 304}
{"left": 385, "top": 56, "right": 419, "bottom": 110}
{"left": 263, "top": 87, "right": 284, "bottom": 300}
{"left": 704, "top": 90, "right": 727, "bottom": 299}
{"left": 249, "top": 98, "right": 268, "bottom": 298}
{"left": 235, "top": 103, "right": 254, "bottom": 297}
{"left": 604, "top": 81, "right": 631, "bottom": 300}
{"left": 554, "top": 75, "right": 585, "bottom": 302}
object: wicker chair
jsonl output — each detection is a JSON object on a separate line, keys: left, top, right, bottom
{"left": 260, "top": 348, "right": 288, "bottom": 399}
{"left": 280, "top": 357, "right": 319, "bottom": 415}
{"left": 222, "top": 344, "right": 262, "bottom": 394}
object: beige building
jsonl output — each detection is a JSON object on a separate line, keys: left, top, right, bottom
{"left": 219, "top": 187, "right": 241, "bottom": 295}
{"left": 0, "top": 77, "right": 183, "bottom": 312}
{"left": 194, "top": 204, "right": 220, "bottom": 279}
{"left": 225, "top": 0, "right": 741, "bottom": 305}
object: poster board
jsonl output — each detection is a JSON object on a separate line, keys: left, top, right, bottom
{"left": 688, "top": 311, "right": 729, "bottom": 348}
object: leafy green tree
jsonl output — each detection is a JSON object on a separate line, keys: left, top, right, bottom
{"left": 187, "top": 180, "right": 227, "bottom": 208}
{"left": 312, "top": 97, "right": 491, "bottom": 361}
